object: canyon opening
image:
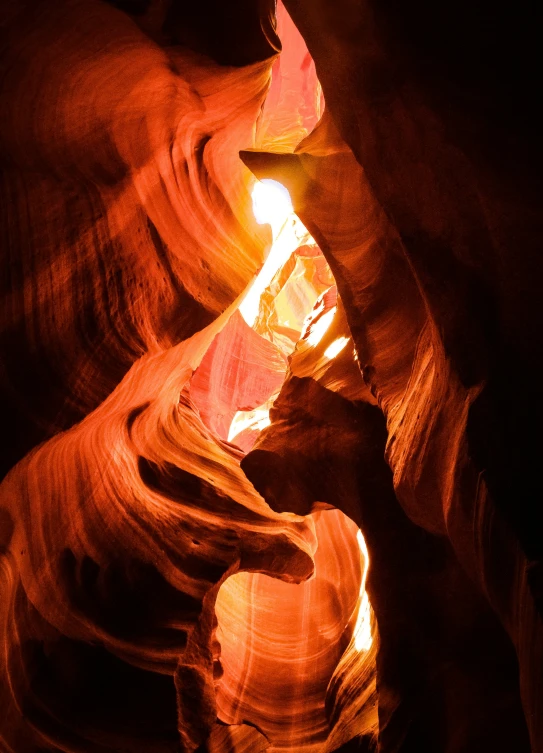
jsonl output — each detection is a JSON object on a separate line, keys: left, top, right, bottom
{"left": 0, "top": 1, "right": 541, "bottom": 753}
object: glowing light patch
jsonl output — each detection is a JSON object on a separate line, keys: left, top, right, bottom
{"left": 324, "top": 336, "right": 350, "bottom": 360}
{"left": 240, "top": 180, "right": 312, "bottom": 327}
{"left": 354, "top": 529, "right": 373, "bottom": 652}
{"left": 251, "top": 179, "right": 294, "bottom": 238}
{"left": 228, "top": 407, "right": 271, "bottom": 443}
{"left": 306, "top": 306, "right": 336, "bottom": 347}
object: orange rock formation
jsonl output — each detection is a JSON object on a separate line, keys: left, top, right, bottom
{"left": 1, "top": 0, "right": 541, "bottom": 751}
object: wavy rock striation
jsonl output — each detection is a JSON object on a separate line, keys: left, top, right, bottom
{"left": 241, "top": 21, "right": 542, "bottom": 743}
{"left": 2, "top": 0, "right": 542, "bottom": 751}
{"left": 0, "top": 0, "right": 276, "bottom": 478}
{"left": 243, "top": 298, "right": 530, "bottom": 752}
{"left": 0, "top": 315, "right": 317, "bottom": 753}
{"left": 216, "top": 508, "right": 363, "bottom": 753}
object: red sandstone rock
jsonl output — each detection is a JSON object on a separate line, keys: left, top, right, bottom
{"left": 0, "top": 314, "right": 316, "bottom": 753}
{"left": 1, "top": 0, "right": 542, "bottom": 751}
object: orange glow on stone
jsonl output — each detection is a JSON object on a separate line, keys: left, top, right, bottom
{"left": 324, "top": 336, "right": 350, "bottom": 360}
{"left": 305, "top": 306, "right": 336, "bottom": 347}
{"left": 354, "top": 530, "right": 373, "bottom": 652}
{"left": 240, "top": 180, "right": 313, "bottom": 327}
{"left": 251, "top": 178, "right": 293, "bottom": 235}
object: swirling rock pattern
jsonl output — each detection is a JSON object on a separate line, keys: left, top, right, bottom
{"left": 189, "top": 311, "right": 287, "bottom": 440}
{"left": 0, "top": 0, "right": 274, "bottom": 478}
{"left": 2, "top": 0, "right": 543, "bottom": 751}
{"left": 1, "top": 4, "right": 339, "bottom": 751}
{"left": 243, "top": 311, "right": 530, "bottom": 752}
{"left": 0, "top": 316, "right": 317, "bottom": 753}
{"left": 279, "top": 6, "right": 543, "bottom": 748}
{"left": 241, "top": 8, "right": 543, "bottom": 743}
{"left": 236, "top": 295, "right": 378, "bottom": 752}
{"left": 216, "top": 509, "right": 363, "bottom": 753}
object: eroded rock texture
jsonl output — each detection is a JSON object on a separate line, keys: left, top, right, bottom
{"left": 215, "top": 509, "right": 365, "bottom": 752}
{"left": 0, "top": 314, "right": 318, "bottom": 752}
{"left": 244, "top": 299, "right": 529, "bottom": 752}
{"left": 1, "top": 0, "right": 543, "bottom": 751}
{"left": 0, "top": 0, "right": 276, "bottom": 478}
{"left": 241, "top": 0, "right": 543, "bottom": 746}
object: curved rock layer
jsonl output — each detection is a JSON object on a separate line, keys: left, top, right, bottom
{"left": 2, "top": 3, "right": 350, "bottom": 752}
{"left": 241, "top": 10, "right": 543, "bottom": 745}
{"left": 0, "top": 0, "right": 276, "bottom": 478}
{"left": 189, "top": 310, "right": 287, "bottom": 440}
{"left": 253, "top": 243, "right": 334, "bottom": 356}
{"left": 215, "top": 508, "right": 364, "bottom": 753}
{"left": 255, "top": 1, "right": 324, "bottom": 152}
{"left": 243, "top": 316, "right": 530, "bottom": 753}
{"left": 190, "top": 206, "right": 374, "bottom": 752}
{"left": 278, "top": 11, "right": 543, "bottom": 749}
{"left": 229, "top": 294, "right": 379, "bottom": 752}
{"left": 0, "top": 314, "right": 317, "bottom": 753}
{"left": 2, "top": 0, "right": 543, "bottom": 752}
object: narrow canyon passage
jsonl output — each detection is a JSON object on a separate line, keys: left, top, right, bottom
{"left": 1, "top": 1, "right": 542, "bottom": 752}
{"left": 184, "top": 38, "right": 377, "bottom": 749}
{"left": 193, "top": 176, "right": 376, "bottom": 752}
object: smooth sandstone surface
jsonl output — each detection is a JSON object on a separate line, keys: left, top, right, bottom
{"left": 1, "top": 0, "right": 542, "bottom": 751}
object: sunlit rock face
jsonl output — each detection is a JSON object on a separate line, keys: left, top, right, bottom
{"left": 215, "top": 509, "right": 365, "bottom": 752}
{"left": 0, "top": 313, "right": 317, "bottom": 753}
{"left": 243, "top": 299, "right": 529, "bottom": 752}
{"left": 189, "top": 311, "right": 287, "bottom": 440}
{"left": 1, "top": 0, "right": 543, "bottom": 752}
{"left": 1, "top": 2, "right": 358, "bottom": 752}
{"left": 215, "top": 296, "right": 378, "bottom": 753}
{"left": 0, "top": 0, "right": 276, "bottom": 478}
{"left": 241, "top": 0, "right": 543, "bottom": 746}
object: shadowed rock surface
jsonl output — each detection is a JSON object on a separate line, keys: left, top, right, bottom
{"left": 1, "top": 0, "right": 542, "bottom": 751}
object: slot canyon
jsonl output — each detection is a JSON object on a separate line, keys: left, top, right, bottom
{"left": 0, "top": 0, "right": 541, "bottom": 751}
